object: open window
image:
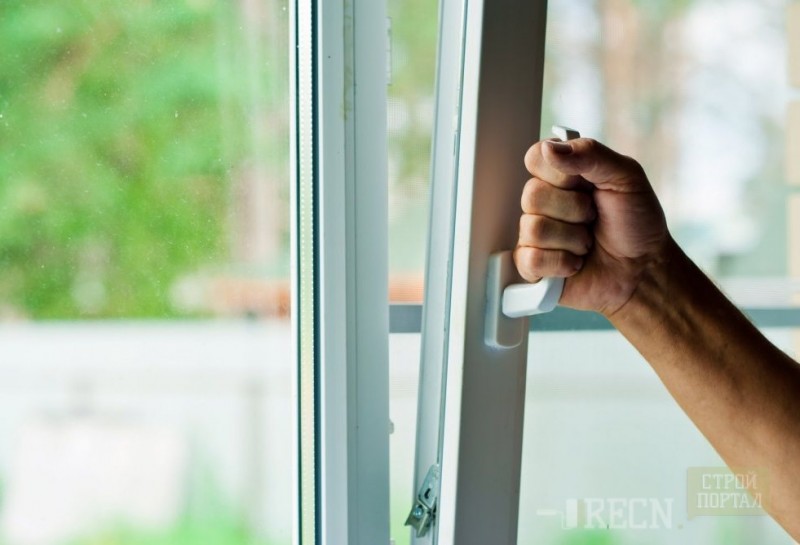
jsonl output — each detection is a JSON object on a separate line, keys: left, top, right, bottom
{"left": 4, "top": 1, "right": 796, "bottom": 544}
{"left": 403, "top": 1, "right": 800, "bottom": 544}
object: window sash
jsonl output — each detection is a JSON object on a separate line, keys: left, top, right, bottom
{"left": 412, "top": 0, "right": 549, "bottom": 543}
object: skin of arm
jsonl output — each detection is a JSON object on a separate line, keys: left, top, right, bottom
{"left": 516, "top": 137, "right": 800, "bottom": 538}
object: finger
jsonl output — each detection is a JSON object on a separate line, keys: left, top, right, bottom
{"left": 541, "top": 137, "right": 648, "bottom": 191}
{"left": 521, "top": 177, "right": 596, "bottom": 223}
{"left": 514, "top": 246, "right": 584, "bottom": 282}
{"left": 524, "top": 139, "right": 584, "bottom": 190}
{"left": 518, "top": 214, "right": 593, "bottom": 256}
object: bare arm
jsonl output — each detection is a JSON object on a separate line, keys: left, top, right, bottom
{"left": 518, "top": 137, "right": 800, "bottom": 538}
{"left": 613, "top": 237, "right": 800, "bottom": 535}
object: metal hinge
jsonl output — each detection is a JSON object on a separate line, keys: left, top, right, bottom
{"left": 404, "top": 464, "right": 440, "bottom": 538}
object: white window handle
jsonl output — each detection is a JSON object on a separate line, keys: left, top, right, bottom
{"left": 502, "top": 275, "right": 565, "bottom": 318}
{"left": 484, "top": 126, "right": 580, "bottom": 348}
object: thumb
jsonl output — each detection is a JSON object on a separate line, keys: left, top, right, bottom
{"left": 542, "top": 138, "right": 646, "bottom": 191}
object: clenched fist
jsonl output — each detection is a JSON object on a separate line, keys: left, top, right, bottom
{"left": 515, "top": 138, "right": 669, "bottom": 317}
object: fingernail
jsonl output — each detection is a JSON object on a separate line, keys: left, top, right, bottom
{"left": 574, "top": 258, "right": 584, "bottom": 271}
{"left": 546, "top": 140, "right": 573, "bottom": 155}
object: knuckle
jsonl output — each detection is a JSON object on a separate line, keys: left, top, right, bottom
{"left": 529, "top": 214, "right": 548, "bottom": 240}
{"left": 518, "top": 214, "right": 529, "bottom": 238}
{"left": 517, "top": 247, "right": 579, "bottom": 279}
{"left": 518, "top": 214, "right": 534, "bottom": 238}
{"left": 617, "top": 156, "right": 648, "bottom": 187}
{"left": 530, "top": 177, "right": 548, "bottom": 202}
{"left": 514, "top": 248, "right": 540, "bottom": 282}
{"left": 627, "top": 157, "right": 646, "bottom": 178}
{"left": 520, "top": 178, "right": 537, "bottom": 211}
{"left": 530, "top": 248, "right": 548, "bottom": 270}
{"left": 522, "top": 178, "right": 547, "bottom": 213}
{"left": 582, "top": 137, "right": 600, "bottom": 153}
{"left": 524, "top": 142, "right": 543, "bottom": 174}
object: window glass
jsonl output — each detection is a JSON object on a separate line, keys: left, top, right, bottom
{"left": 517, "top": 329, "right": 795, "bottom": 544}
{"left": 0, "top": 1, "right": 291, "bottom": 543}
{"left": 541, "top": 0, "right": 791, "bottom": 282}
{"left": 386, "top": 0, "right": 437, "bottom": 543}
{"left": 521, "top": 2, "right": 797, "bottom": 542}
{"left": 387, "top": 0, "right": 437, "bottom": 304}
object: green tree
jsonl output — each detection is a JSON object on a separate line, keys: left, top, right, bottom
{"left": 0, "top": 0, "right": 259, "bottom": 318}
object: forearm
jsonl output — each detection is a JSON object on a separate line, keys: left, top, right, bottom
{"left": 610, "top": 238, "right": 800, "bottom": 536}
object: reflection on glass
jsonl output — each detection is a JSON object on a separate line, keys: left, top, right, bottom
{"left": 0, "top": 1, "right": 291, "bottom": 544}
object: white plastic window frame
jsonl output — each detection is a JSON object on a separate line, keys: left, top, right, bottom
{"left": 291, "top": 0, "right": 390, "bottom": 544}
{"left": 410, "top": 0, "right": 549, "bottom": 544}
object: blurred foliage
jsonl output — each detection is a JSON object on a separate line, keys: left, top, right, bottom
{"left": 387, "top": 0, "right": 437, "bottom": 192}
{"left": 41, "top": 443, "right": 282, "bottom": 545}
{"left": 386, "top": 0, "right": 438, "bottom": 274}
{"left": 0, "top": 0, "right": 790, "bottom": 317}
{"left": 0, "top": 0, "right": 263, "bottom": 318}
{"left": 628, "top": 0, "right": 694, "bottom": 21}
{"left": 553, "top": 530, "right": 622, "bottom": 545}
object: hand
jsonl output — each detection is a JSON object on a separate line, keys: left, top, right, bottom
{"left": 515, "top": 137, "right": 670, "bottom": 316}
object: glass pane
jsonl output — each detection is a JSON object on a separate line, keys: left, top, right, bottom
{"left": 541, "top": 0, "right": 792, "bottom": 282}
{"left": 0, "top": 1, "right": 291, "bottom": 543}
{"left": 387, "top": 0, "right": 437, "bottom": 543}
{"left": 517, "top": 329, "right": 795, "bottom": 544}
{"left": 529, "top": 3, "right": 798, "bottom": 542}
{"left": 387, "top": 0, "right": 438, "bottom": 304}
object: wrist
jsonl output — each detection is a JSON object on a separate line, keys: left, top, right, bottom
{"left": 604, "top": 235, "right": 685, "bottom": 324}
